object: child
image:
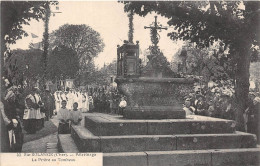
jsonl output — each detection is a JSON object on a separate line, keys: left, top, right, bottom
{"left": 118, "top": 97, "right": 127, "bottom": 115}
{"left": 70, "top": 102, "right": 82, "bottom": 125}
{"left": 57, "top": 100, "right": 70, "bottom": 134}
{"left": 183, "top": 98, "right": 195, "bottom": 116}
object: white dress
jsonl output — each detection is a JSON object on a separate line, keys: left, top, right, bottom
{"left": 77, "top": 92, "right": 83, "bottom": 110}
{"left": 54, "top": 91, "right": 61, "bottom": 112}
{"left": 23, "top": 94, "right": 42, "bottom": 120}
{"left": 183, "top": 106, "right": 195, "bottom": 116}
{"left": 82, "top": 93, "right": 89, "bottom": 112}
{"left": 60, "top": 93, "right": 66, "bottom": 102}
{"left": 67, "top": 92, "right": 73, "bottom": 109}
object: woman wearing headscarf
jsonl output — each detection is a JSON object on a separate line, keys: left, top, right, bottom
{"left": 1, "top": 86, "right": 23, "bottom": 152}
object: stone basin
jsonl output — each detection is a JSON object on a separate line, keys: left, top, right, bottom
{"left": 115, "top": 77, "right": 194, "bottom": 119}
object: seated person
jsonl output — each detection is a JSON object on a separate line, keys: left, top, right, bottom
{"left": 183, "top": 98, "right": 195, "bottom": 116}
{"left": 118, "top": 97, "right": 127, "bottom": 115}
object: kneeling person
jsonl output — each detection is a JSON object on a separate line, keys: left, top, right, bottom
{"left": 57, "top": 100, "right": 70, "bottom": 134}
{"left": 70, "top": 102, "right": 82, "bottom": 125}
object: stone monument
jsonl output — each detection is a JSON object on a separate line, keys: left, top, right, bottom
{"left": 58, "top": 15, "right": 260, "bottom": 166}
{"left": 115, "top": 16, "right": 194, "bottom": 119}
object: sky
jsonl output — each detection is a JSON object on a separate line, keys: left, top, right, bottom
{"left": 10, "top": 1, "right": 184, "bottom": 68}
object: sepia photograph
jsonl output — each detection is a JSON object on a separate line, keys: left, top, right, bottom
{"left": 0, "top": 0, "right": 260, "bottom": 166}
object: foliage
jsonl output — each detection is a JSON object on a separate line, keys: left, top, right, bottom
{"left": 122, "top": 1, "right": 260, "bottom": 130}
{"left": 3, "top": 46, "right": 79, "bottom": 90}
{"left": 174, "top": 41, "right": 236, "bottom": 83}
{"left": 123, "top": 1, "right": 259, "bottom": 48}
{"left": 128, "top": 10, "right": 134, "bottom": 43}
{"left": 76, "top": 60, "right": 117, "bottom": 86}
{"left": 42, "top": 3, "right": 51, "bottom": 83}
{"left": 147, "top": 46, "right": 170, "bottom": 71}
{"left": 49, "top": 24, "right": 105, "bottom": 68}
{"left": 1, "top": 1, "right": 58, "bottom": 96}
{"left": 3, "top": 49, "right": 44, "bottom": 87}
{"left": 1, "top": 1, "right": 57, "bottom": 45}
{"left": 47, "top": 45, "right": 79, "bottom": 81}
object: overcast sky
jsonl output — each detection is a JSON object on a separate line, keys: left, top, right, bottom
{"left": 10, "top": 1, "right": 184, "bottom": 68}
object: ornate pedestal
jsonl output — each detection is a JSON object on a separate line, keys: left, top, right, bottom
{"left": 115, "top": 77, "right": 194, "bottom": 119}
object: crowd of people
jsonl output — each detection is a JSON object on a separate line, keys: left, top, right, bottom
{"left": 1, "top": 77, "right": 259, "bottom": 152}
{"left": 91, "top": 88, "right": 122, "bottom": 114}
{"left": 54, "top": 87, "right": 126, "bottom": 134}
{"left": 0, "top": 83, "right": 127, "bottom": 152}
{"left": 53, "top": 87, "right": 126, "bottom": 114}
{"left": 54, "top": 88, "right": 91, "bottom": 113}
{"left": 182, "top": 80, "right": 260, "bottom": 143}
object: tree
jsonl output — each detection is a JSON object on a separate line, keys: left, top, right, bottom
{"left": 1, "top": 1, "right": 57, "bottom": 96}
{"left": 4, "top": 49, "right": 44, "bottom": 87}
{"left": 128, "top": 10, "right": 134, "bottom": 43}
{"left": 123, "top": 1, "right": 260, "bottom": 130}
{"left": 174, "top": 41, "right": 235, "bottom": 82}
{"left": 75, "top": 60, "right": 117, "bottom": 86}
{"left": 4, "top": 46, "right": 79, "bottom": 88}
{"left": 41, "top": 3, "right": 51, "bottom": 86}
{"left": 49, "top": 24, "right": 105, "bottom": 68}
{"left": 47, "top": 45, "right": 79, "bottom": 81}
{"left": 1, "top": 1, "right": 57, "bottom": 45}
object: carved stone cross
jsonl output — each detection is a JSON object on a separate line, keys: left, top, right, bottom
{"left": 144, "top": 16, "right": 168, "bottom": 47}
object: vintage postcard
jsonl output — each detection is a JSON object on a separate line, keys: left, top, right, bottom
{"left": 1, "top": 0, "right": 260, "bottom": 166}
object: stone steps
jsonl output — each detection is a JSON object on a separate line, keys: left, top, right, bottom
{"left": 57, "top": 135, "right": 260, "bottom": 166}
{"left": 123, "top": 106, "right": 185, "bottom": 119}
{"left": 85, "top": 114, "right": 236, "bottom": 136}
{"left": 70, "top": 125, "right": 256, "bottom": 152}
{"left": 103, "top": 148, "right": 260, "bottom": 166}
{"left": 58, "top": 134, "right": 79, "bottom": 153}
{"left": 58, "top": 113, "right": 260, "bottom": 165}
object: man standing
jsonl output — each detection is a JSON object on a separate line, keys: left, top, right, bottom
{"left": 35, "top": 88, "right": 45, "bottom": 128}
{"left": 42, "top": 88, "right": 53, "bottom": 121}
{"left": 23, "top": 87, "right": 43, "bottom": 133}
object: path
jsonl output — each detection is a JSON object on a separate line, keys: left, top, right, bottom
{"left": 22, "top": 116, "right": 59, "bottom": 153}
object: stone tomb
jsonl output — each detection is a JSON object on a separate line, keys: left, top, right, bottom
{"left": 58, "top": 113, "right": 260, "bottom": 166}
{"left": 115, "top": 41, "right": 195, "bottom": 119}
{"left": 115, "top": 77, "right": 194, "bottom": 119}
{"left": 58, "top": 41, "right": 259, "bottom": 165}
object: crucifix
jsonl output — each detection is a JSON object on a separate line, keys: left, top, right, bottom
{"left": 144, "top": 16, "right": 168, "bottom": 47}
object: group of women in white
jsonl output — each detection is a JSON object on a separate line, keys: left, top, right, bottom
{"left": 54, "top": 90, "right": 90, "bottom": 113}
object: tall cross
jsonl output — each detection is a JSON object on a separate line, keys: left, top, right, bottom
{"left": 144, "top": 16, "right": 168, "bottom": 47}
